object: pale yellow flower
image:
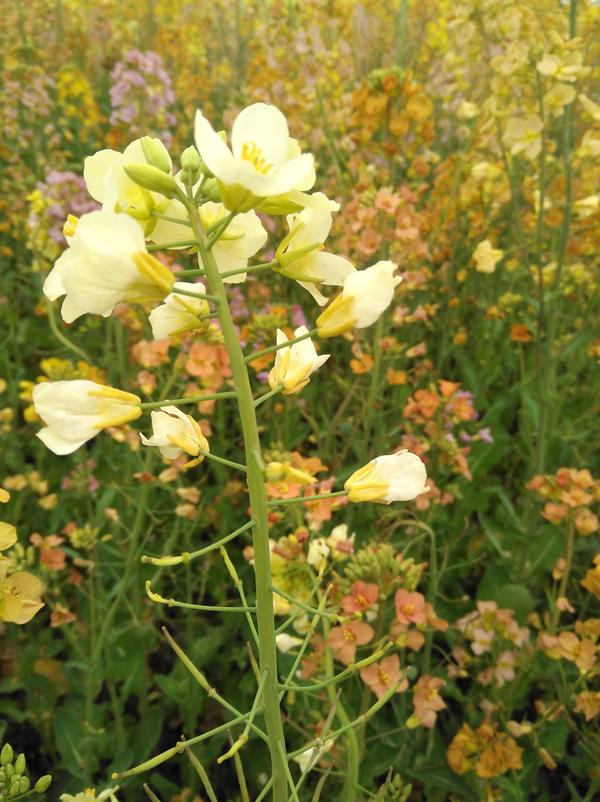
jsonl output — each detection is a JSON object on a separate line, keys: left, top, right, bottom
{"left": 33, "top": 380, "right": 141, "bottom": 455}
{"left": 345, "top": 451, "right": 428, "bottom": 504}
{"left": 503, "top": 116, "right": 543, "bottom": 160}
{"left": 140, "top": 406, "right": 209, "bottom": 468}
{"left": 473, "top": 240, "right": 503, "bottom": 274}
{"left": 0, "top": 560, "right": 44, "bottom": 624}
{"left": 543, "top": 83, "right": 576, "bottom": 118}
{"left": 316, "top": 261, "right": 400, "bottom": 338}
{"left": 268, "top": 327, "right": 330, "bottom": 395}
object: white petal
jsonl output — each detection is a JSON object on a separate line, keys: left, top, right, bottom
{"left": 36, "top": 427, "right": 92, "bottom": 455}
{"left": 83, "top": 150, "right": 122, "bottom": 203}
{"left": 43, "top": 266, "right": 66, "bottom": 301}
{"left": 194, "top": 109, "right": 239, "bottom": 183}
{"left": 231, "top": 103, "right": 290, "bottom": 166}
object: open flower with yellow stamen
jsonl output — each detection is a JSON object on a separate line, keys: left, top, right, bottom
{"left": 277, "top": 202, "right": 355, "bottom": 304}
{"left": 148, "top": 281, "right": 210, "bottom": 340}
{"left": 345, "top": 451, "right": 428, "bottom": 504}
{"left": 43, "top": 211, "right": 175, "bottom": 323}
{"left": 316, "top": 261, "right": 400, "bottom": 338}
{"left": 194, "top": 102, "right": 315, "bottom": 211}
{"left": 32, "top": 380, "right": 142, "bottom": 455}
{"left": 268, "top": 327, "right": 330, "bottom": 395}
{"left": 140, "top": 406, "right": 209, "bottom": 468}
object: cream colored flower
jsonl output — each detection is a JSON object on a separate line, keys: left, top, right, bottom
{"left": 278, "top": 201, "right": 355, "bottom": 304}
{"left": 84, "top": 138, "right": 170, "bottom": 231}
{"left": 456, "top": 101, "right": 479, "bottom": 120}
{"left": 148, "top": 282, "right": 210, "bottom": 340}
{"left": 275, "top": 633, "right": 304, "bottom": 653}
{"left": 0, "top": 560, "right": 44, "bottom": 624}
{"left": 140, "top": 406, "right": 209, "bottom": 468}
{"left": 32, "top": 380, "right": 142, "bottom": 455}
{"left": 537, "top": 51, "right": 589, "bottom": 82}
{"left": 60, "top": 788, "right": 120, "bottom": 802}
{"left": 543, "top": 83, "right": 576, "bottom": 118}
{"left": 345, "top": 451, "right": 428, "bottom": 504}
{"left": 293, "top": 740, "right": 334, "bottom": 773}
{"left": 576, "top": 130, "right": 600, "bottom": 159}
{"left": 472, "top": 240, "right": 503, "bottom": 274}
{"left": 579, "top": 94, "right": 600, "bottom": 122}
{"left": 307, "top": 537, "right": 330, "bottom": 571}
{"left": 316, "top": 261, "right": 400, "bottom": 338}
{"left": 151, "top": 200, "right": 267, "bottom": 283}
{"left": 194, "top": 103, "right": 315, "bottom": 210}
{"left": 268, "top": 327, "right": 330, "bottom": 395}
{"left": 43, "top": 211, "right": 174, "bottom": 323}
{"left": 502, "top": 116, "right": 543, "bottom": 160}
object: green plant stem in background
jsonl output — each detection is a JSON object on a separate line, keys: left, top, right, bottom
{"left": 185, "top": 201, "right": 289, "bottom": 802}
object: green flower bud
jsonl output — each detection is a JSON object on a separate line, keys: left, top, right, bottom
{"left": 124, "top": 164, "right": 178, "bottom": 199}
{"left": 0, "top": 767, "right": 6, "bottom": 784}
{"left": 180, "top": 145, "right": 203, "bottom": 181}
{"left": 9, "top": 779, "right": 21, "bottom": 798}
{"left": 0, "top": 745, "right": 13, "bottom": 766}
{"left": 141, "top": 137, "right": 172, "bottom": 173}
{"left": 13, "top": 754, "right": 25, "bottom": 776}
{"left": 19, "top": 777, "right": 30, "bottom": 794}
{"left": 5, "top": 764, "right": 14, "bottom": 780}
{"left": 34, "top": 775, "right": 52, "bottom": 794}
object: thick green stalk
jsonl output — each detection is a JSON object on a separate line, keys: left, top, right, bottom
{"left": 186, "top": 205, "right": 288, "bottom": 802}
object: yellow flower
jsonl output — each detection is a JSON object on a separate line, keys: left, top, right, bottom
{"left": 0, "top": 560, "right": 44, "bottom": 624}
{"left": 472, "top": 240, "right": 503, "bottom": 273}
{"left": 148, "top": 282, "right": 210, "bottom": 340}
{"left": 537, "top": 51, "right": 589, "bottom": 82}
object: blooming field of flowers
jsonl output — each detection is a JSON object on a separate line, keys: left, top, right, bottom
{"left": 1, "top": 1, "right": 599, "bottom": 801}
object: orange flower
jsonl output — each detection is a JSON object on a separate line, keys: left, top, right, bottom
{"left": 360, "top": 654, "right": 407, "bottom": 699}
{"left": 327, "top": 621, "right": 374, "bottom": 665}
{"left": 510, "top": 323, "right": 532, "bottom": 342}
{"left": 581, "top": 555, "right": 600, "bottom": 598}
{"left": 574, "top": 691, "right": 600, "bottom": 721}
{"left": 575, "top": 508, "right": 599, "bottom": 535}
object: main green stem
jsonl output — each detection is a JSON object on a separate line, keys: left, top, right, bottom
{"left": 186, "top": 203, "right": 288, "bottom": 802}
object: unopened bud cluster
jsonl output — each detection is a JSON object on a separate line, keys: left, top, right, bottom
{"left": 0, "top": 743, "right": 52, "bottom": 800}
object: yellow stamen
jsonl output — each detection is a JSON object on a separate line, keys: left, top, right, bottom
{"left": 132, "top": 252, "right": 176, "bottom": 296}
{"left": 241, "top": 141, "right": 273, "bottom": 175}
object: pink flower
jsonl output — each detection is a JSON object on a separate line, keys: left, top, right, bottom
{"left": 327, "top": 621, "right": 374, "bottom": 665}
{"left": 394, "top": 589, "right": 427, "bottom": 625}
{"left": 360, "top": 654, "right": 407, "bottom": 699}
{"left": 341, "top": 580, "right": 379, "bottom": 614}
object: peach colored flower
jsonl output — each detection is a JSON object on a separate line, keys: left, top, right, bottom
{"left": 360, "top": 654, "right": 407, "bottom": 699}
{"left": 327, "top": 621, "right": 374, "bottom": 665}
{"left": 341, "top": 580, "right": 379, "bottom": 614}
{"left": 394, "top": 589, "right": 427, "bottom": 626}
{"left": 408, "top": 675, "right": 446, "bottom": 728}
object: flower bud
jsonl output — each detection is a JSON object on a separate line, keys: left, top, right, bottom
{"left": 9, "top": 779, "right": 21, "bottom": 797}
{"left": 34, "top": 775, "right": 52, "bottom": 793}
{"left": 124, "top": 164, "right": 178, "bottom": 199}
{"left": 13, "top": 754, "right": 25, "bottom": 775}
{"left": 5, "top": 764, "right": 14, "bottom": 779}
{"left": 18, "top": 776, "right": 30, "bottom": 794}
{"left": 1, "top": 744, "right": 13, "bottom": 766}
{"left": 141, "top": 137, "right": 172, "bottom": 173}
{"left": 180, "top": 145, "right": 203, "bottom": 181}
